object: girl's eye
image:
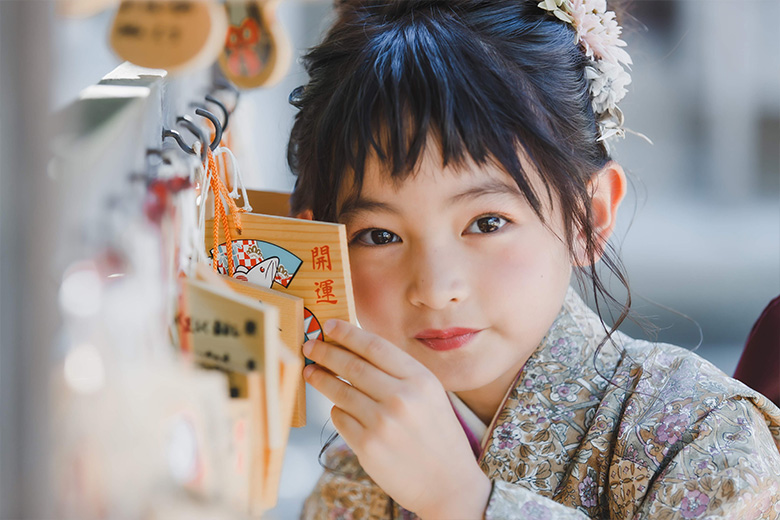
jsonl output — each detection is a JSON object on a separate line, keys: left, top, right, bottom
{"left": 353, "top": 229, "right": 401, "bottom": 246}
{"left": 466, "top": 215, "right": 508, "bottom": 234}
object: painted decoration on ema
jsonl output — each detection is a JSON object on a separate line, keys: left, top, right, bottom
{"left": 210, "top": 239, "right": 302, "bottom": 288}
{"left": 224, "top": 16, "right": 271, "bottom": 77}
{"left": 303, "top": 307, "right": 323, "bottom": 342}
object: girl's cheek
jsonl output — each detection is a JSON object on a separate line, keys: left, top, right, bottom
{"left": 481, "top": 238, "right": 533, "bottom": 279}
{"left": 482, "top": 230, "right": 570, "bottom": 294}
{"left": 350, "top": 255, "right": 398, "bottom": 326}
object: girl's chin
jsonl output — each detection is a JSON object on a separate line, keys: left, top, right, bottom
{"left": 430, "top": 366, "right": 494, "bottom": 393}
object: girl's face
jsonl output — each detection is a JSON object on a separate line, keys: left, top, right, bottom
{"left": 339, "top": 145, "right": 573, "bottom": 405}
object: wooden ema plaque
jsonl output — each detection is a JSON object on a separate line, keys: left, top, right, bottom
{"left": 205, "top": 213, "right": 357, "bottom": 346}
{"left": 184, "top": 267, "right": 303, "bottom": 511}
{"left": 180, "top": 277, "right": 279, "bottom": 375}
{"left": 224, "top": 396, "right": 252, "bottom": 511}
{"left": 179, "top": 277, "right": 283, "bottom": 460}
{"left": 110, "top": 0, "right": 228, "bottom": 74}
{"left": 238, "top": 188, "right": 291, "bottom": 217}
{"left": 258, "top": 346, "right": 301, "bottom": 512}
{"left": 224, "top": 348, "right": 301, "bottom": 514}
{"left": 221, "top": 275, "right": 308, "bottom": 428}
{"left": 58, "top": 0, "right": 118, "bottom": 18}
{"left": 218, "top": 0, "right": 291, "bottom": 89}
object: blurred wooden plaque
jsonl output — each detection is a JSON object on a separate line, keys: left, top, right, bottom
{"left": 221, "top": 275, "right": 308, "bottom": 427}
{"left": 110, "top": 0, "right": 228, "bottom": 74}
{"left": 180, "top": 277, "right": 279, "bottom": 375}
{"left": 218, "top": 0, "right": 291, "bottom": 89}
{"left": 238, "top": 189, "right": 291, "bottom": 217}
{"left": 179, "top": 277, "right": 283, "bottom": 460}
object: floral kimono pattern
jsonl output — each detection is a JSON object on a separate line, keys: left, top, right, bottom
{"left": 301, "top": 289, "right": 780, "bottom": 519}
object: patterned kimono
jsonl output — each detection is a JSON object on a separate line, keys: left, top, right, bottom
{"left": 301, "top": 289, "right": 780, "bottom": 519}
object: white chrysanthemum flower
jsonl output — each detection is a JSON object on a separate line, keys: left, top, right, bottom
{"left": 586, "top": 60, "right": 631, "bottom": 115}
{"left": 570, "top": 1, "right": 631, "bottom": 65}
{"left": 537, "top": 0, "right": 644, "bottom": 144}
{"left": 591, "top": 0, "right": 607, "bottom": 13}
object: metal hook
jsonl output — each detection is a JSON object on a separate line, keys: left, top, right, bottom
{"left": 162, "top": 128, "right": 198, "bottom": 158}
{"left": 190, "top": 96, "right": 230, "bottom": 134}
{"left": 194, "top": 108, "right": 223, "bottom": 151}
{"left": 205, "top": 94, "right": 230, "bottom": 133}
{"left": 213, "top": 78, "right": 240, "bottom": 107}
{"left": 176, "top": 115, "right": 209, "bottom": 162}
{"left": 146, "top": 148, "right": 172, "bottom": 166}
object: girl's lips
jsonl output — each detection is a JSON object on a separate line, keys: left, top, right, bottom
{"left": 414, "top": 328, "right": 481, "bottom": 351}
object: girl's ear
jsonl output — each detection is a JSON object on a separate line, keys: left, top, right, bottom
{"left": 293, "top": 208, "right": 314, "bottom": 220}
{"left": 574, "top": 161, "right": 627, "bottom": 266}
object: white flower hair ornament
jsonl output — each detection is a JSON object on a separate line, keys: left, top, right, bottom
{"left": 538, "top": 0, "right": 651, "bottom": 146}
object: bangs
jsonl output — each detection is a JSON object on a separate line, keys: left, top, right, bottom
{"left": 312, "top": 6, "right": 566, "bottom": 219}
{"left": 292, "top": 0, "right": 606, "bottom": 227}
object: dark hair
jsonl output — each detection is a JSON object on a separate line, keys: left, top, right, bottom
{"left": 287, "top": 0, "right": 631, "bottom": 352}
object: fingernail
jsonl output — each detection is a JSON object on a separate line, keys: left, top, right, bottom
{"left": 303, "top": 364, "right": 316, "bottom": 378}
{"left": 302, "top": 340, "right": 314, "bottom": 356}
{"left": 323, "top": 320, "right": 337, "bottom": 335}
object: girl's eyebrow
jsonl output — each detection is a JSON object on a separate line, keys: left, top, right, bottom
{"left": 339, "top": 198, "right": 400, "bottom": 221}
{"left": 448, "top": 179, "right": 524, "bottom": 204}
{"left": 339, "top": 179, "right": 522, "bottom": 221}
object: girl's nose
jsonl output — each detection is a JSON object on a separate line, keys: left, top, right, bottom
{"left": 406, "top": 244, "right": 469, "bottom": 310}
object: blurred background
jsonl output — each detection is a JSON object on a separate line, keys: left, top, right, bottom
{"left": 1, "top": 0, "right": 778, "bottom": 518}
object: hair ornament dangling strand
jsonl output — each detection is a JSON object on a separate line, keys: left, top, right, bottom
{"left": 538, "top": 0, "right": 651, "bottom": 147}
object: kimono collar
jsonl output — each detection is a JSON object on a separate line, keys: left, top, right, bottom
{"left": 476, "top": 286, "right": 623, "bottom": 493}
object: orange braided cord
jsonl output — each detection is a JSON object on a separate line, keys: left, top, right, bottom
{"left": 219, "top": 173, "right": 244, "bottom": 232}
{"left": 207, "top": 148, "right": 235, "bottom": 276}
{"left": 207, "top": 150, "right": 221, "bottom": 272}
{"left": 214, "top": 144, "right": 244, "bottom": 232}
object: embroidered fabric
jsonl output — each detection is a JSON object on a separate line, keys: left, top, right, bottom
{"left": 301, "top": 287, "right": 780, "bottom": 520}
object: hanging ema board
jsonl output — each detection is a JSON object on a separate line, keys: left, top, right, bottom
{"left": 109, "top": 0, "right": 228, "bottom": 74}
{"left": 178, "top": 277, "right": 280, "bottom": 375}
{"left": 218, "top": 0, "right": 291, "bottom": 89}
{"left": 223, "top": 348, "right": 301, "bottom": 515}
{"left": 236, "top": 189, "right": 291, "bottom": 218}
{"left": 220, "top": 275, "right": 308, "bottom": 428}
{"left": 177, "top": 277, "right": 284, "bottom": 462}
{"left": 204, "top": 213, "right": 357, "bottom": 348}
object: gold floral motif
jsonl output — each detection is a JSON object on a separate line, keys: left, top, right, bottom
{"left": 302, "top": 289, "right": 780, "bottom": 519}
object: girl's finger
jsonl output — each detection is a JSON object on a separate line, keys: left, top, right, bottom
{"left": 330, "top": 406, "right": 365, "bottom": 449}
{"left": 303, "top": 338, "right": 397, "bottom": 401}
{"left": 323, "top": 320, "right": 418, "bottom": 378}
{"left": 303, "top": 364, "right": 375, "bottom": 427}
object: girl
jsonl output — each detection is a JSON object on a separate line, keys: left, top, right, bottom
{"left": 287, "top": 1, "right": 780, "bottom": 518}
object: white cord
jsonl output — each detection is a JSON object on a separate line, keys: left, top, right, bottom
{"left": 193, "top": 141, "right": 211, "bottom": 264}
{"left": 215, "top": 145, "right": 253, "bottom": 213}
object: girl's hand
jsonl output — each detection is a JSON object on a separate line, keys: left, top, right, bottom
{"left": 302, "top": 319, "right": 492, "bottom": 520}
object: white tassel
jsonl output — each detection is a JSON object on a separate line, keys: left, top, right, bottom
{"left": 215, "top": 146, "right": 253, "bottom": 213}
{"left": 215, "top": 146, "right": 240, "bottom": 199}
